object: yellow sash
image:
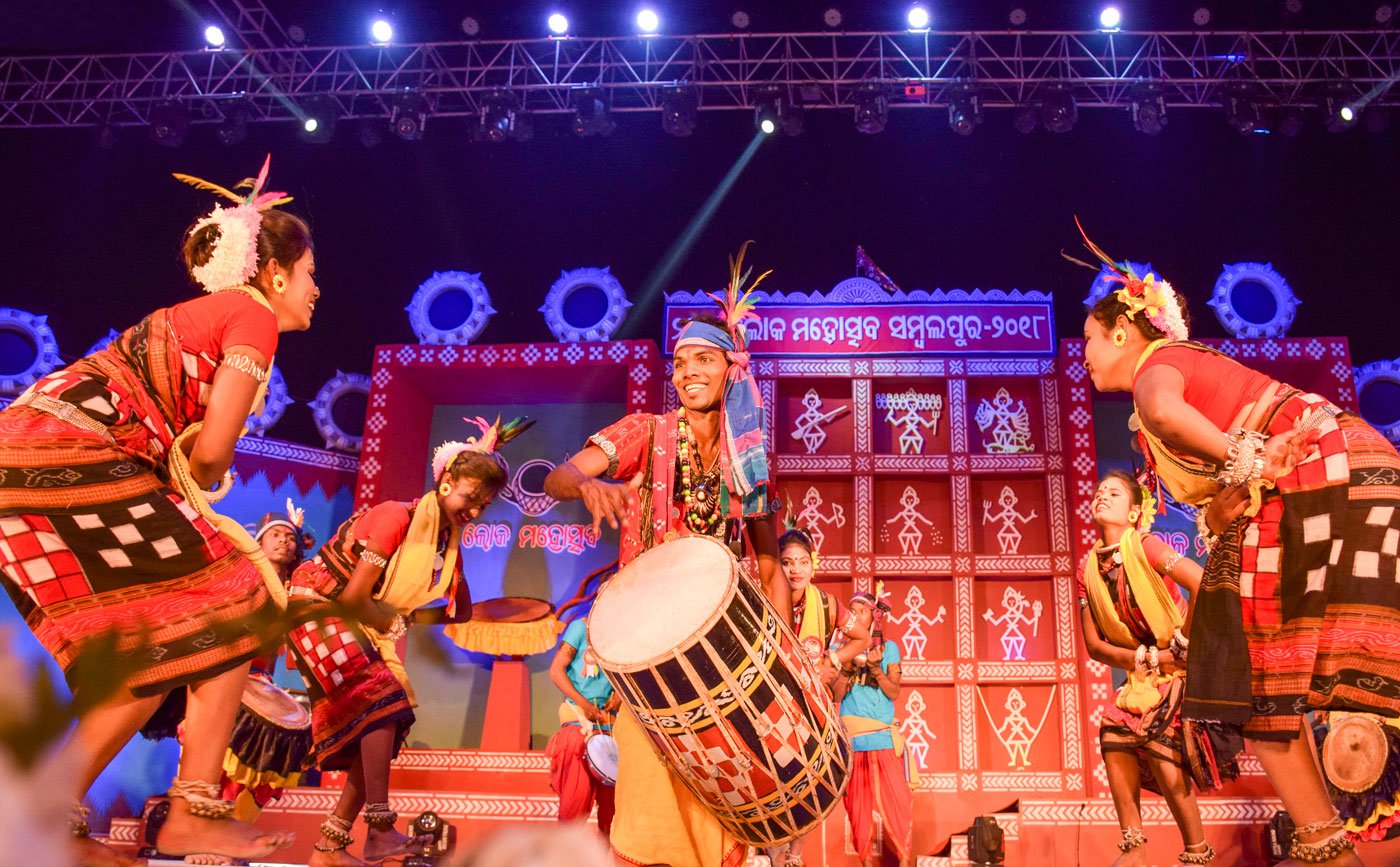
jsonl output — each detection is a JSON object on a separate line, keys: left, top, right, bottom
{"left": 376, "top": 496, "right": 461, "bottom": 616}
{"left": 841, "top": 714, "right": 920, "bottom": 789}
{"left": 1132, "top": 339, "right": 1223, "bottom": 506}
{"left": 797, "top": 584, "right": 828, "bottom": 645}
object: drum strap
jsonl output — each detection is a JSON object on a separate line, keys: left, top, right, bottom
{"left": 638, "top": 418, "right": 657, "bottom": 552}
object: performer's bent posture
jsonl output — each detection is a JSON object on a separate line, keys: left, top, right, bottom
{"left": 289, "top": 418, "right": 527, "bottom": 866}
{"left": 1078, "top": 471, "right": 1213, "bottom": 865}
{"left": 766, "top": 524, "right": 870, "bottom": 867}
{"left": 545, "top": 244, "right": 786, "bottom": 867}
{"left": 1076, "top": 224, "right": 1400, "bottom": 867}
{"left": 546, "top": 616, "right": 619, "bottom": 836}
{"left": 0, "top": 157, "right": 312, "bottom": 867}
{"left": 833, "top": 594, "right": 912, "bottom": 867}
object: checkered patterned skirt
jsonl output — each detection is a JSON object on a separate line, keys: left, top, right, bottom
{"left": 0, "top": 409, "right": 274, "bottom": 696}
{"left": 286, "top": 559, "right": 414, "bottom": 771}
{"left": 1184, "top": 392, "right": 1400, "bottom": 740}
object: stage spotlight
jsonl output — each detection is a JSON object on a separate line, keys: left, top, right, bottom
{"left": 1224, "top": 83, "right": 1263, "bottom": 134}
{"left": 732, "top": 10, "right": 750, "bottom": 29}
{"left": 1193, "top": 7, "right": 1212, "bottom": 26}
{"left": 824, "top": 7, "right": 843, "bottom": 27}
{"left": 1378, "top": 5, "right": 1394, "bottom": 24}
{"left": 661, "top": 86, "right": 698, "bottom": 137}
{"left": 1130, "top": 82, "right": 1166, "bottom": 135}
{"left": 948, "top": 86, "right": 982, "bottom": 135}
{"left": 636, "top": 8, "right": 660, "bottom": 33}
{"left": 1284, "top": 0, "right": 1302, "bottom": 13}
{"left": 1099, "top": 6, "right": 1122, "bottom": 30}
{"left": 203, "top": 25, "right": 226, "bottom": 48}
{"left": 571, "top": 87, "right": 615, "bottom": 137}
{"left": 298, "top": 95, "right": 336, "bottom": 143}
{"left": 461, "top": 16, "right": 480, "bottom": 36}
{"left": 1013, "top": 103, "right": 1038, "bottom": 133}
{"left": 474, "top": 90, "right": 531, "bottom": 143}
{"left": 1323, "top": 83, "right": 1358, "bottom": 133}
{"left": 287, "top": 23, "right": 307, "bottom": 44}
{"left": 754, "top": 85, "right": 802, "bottom": 136}
{"left": 1277, "top": 105, "right": 1304, "bottom": 137}
{"left": 370, "top": 17, "right": 393, "bottom": 44}
{"left": 392, "top": 91, "right": 429, "bottom": 141}
{"left": 217, "top": 100, "right": 250, "bottom": 145}
{"left": 148, "top": 100, "right": 189, "bottom": 147}
{"left": 1039, "top": 85, "right": 1077, "bottom": 133}
{"left": 853, "top": 84, "right": 889, "bottom": 134}
{"left": 547, "top": 13, "right": 568, "bottom": 35}
{"left": 968, "top": 815, "right": 1006, "bottom": 865}
{"left": 1009, "top": 8, "right": 1028, "bottom": 25}
{"left": 907, "top": 5, "right": 930, "bottom": 30}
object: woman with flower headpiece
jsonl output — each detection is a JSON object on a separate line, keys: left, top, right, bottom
{"left": 544, "top": 243, "right": 786, "bottom": 867}
{"left": 0, "top": 156, "right": 314, "bottom": 866}
{"left": 1077, "top": 470, "right": 1215, "bottom": 866}
{"left": 1073, "top": 220, "right": 1400, "bottom": 867}
{"left": 287, "top": 417, "right": 530, "bottom": 866}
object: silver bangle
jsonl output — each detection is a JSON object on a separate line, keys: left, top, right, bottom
{"left": 220, "top": 352, "right": 269, "bottom": 383}
{"left": 1195, "top": 506, "right": 1220, "bottom": 553}
{"left": 360, "top": 548, "right": 389, "bottom": 569}
{"left": 1160, "top": 550, "right": 1183, "bottom": 575}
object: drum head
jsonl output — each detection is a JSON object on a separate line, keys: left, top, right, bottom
{"left": 472, "top": 596, "right": 553, "bottom": 623}
{"left": 1323, "top": 713, "right": 1388, "bottom": 793}
{"left": 242, "top": 677, "right": 311, "bottom": 729}
{"left": 585, "top": 732, "right": 619, "bottom": 786}
{"left": 589, "top": 536, "right": 735, "bottom": 667}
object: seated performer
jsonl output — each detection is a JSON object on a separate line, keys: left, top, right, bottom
{"left": 1078, "top": 471, "right": 1213, "bottom": 866}
{"left": 545, "top": 616, "right": 619, "bottom": 836}
{"left": 544, "top": 243, "right": 786, "bottom": 867}
{"left": 1075, "top": 222, "right": 1400, "bottom": 867}
{"left": 288, "top": 418, "right": 529, "bottom": 867}
{"left": 833, "top": 593, "right": 912, "bottom": 867}
{"left": 767, "top": 523, "right": 870, "bottom": 867}
{"left": 0, "top": 156, "right": 311, "bottom": 867}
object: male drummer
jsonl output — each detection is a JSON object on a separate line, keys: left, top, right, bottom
{"left": 545, "top": 245, "right": 787, "bottom": 867}
{"left": 546, "top": 616, "right": 620, "bottom": 836}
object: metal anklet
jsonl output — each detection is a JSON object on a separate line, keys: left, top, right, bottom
{"left": 1288, "top": 829, "right": 1356, "bottom": 863}
{"left": 1179, "top": 841, "right": 1216, "bottom": 864}
{"left": 363, "top": 802, "right": 398, "bottom": 831}
{"left": 1117, "top": 827, "right": 1148, "bottom": 852}
{"left": 70, "top": 802, "right": 91, "bottom": 839}
{"left": 167, "top": 779, "right": 235, "bottom": 819}
{"left": 316, "top": 813, "right": 354, "bottom": 851}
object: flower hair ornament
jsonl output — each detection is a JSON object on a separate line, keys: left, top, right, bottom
{"left": 173, "top": 154, "right": 293, "bottom": 293}
{"left": 431, "top": 415, "right": 535, "bottom": 482}
{"left": 1062, "top": 217, "right": 1190, "bottom": 343}
{"left": 1136, "top": 483, "right": 1159, "bottom": 532}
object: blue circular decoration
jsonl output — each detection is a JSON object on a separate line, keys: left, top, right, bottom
{"left": 1084, "top": 261, "right": 1154, "bottom": 309}
{"left": 539, "top": 267, "right": 632, "bottom": 342}
{"left": 1208, "top": 262, "right": 1299, "bottom": 338}
{"left": 1356, "top": 358, "right": 1400, "bottom": 445}
{"left": 246, "top": 364, "right": 291, "bottom": 437}
{"left": 85, "top": 329, "right": 122, "bottom": 357}
{"left": 311, "top": 370, "right": 370, "bottom": 453}
{"left": 0, "top": 307, "right": 62, "bottom": 396}
{"left": 405, "top": 271, "right": 495, "bottom": 345}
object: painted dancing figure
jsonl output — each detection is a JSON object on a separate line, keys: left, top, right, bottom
{"left": 982, "top": 486, "right": 1037, "bottom": 555}
{"left": 0, "top": 157, "right": 314, "bottom": 867}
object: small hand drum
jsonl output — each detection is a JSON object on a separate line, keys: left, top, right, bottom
{"left": 584, "top": 731, "right": 619, "bottom": 786}
{"left": 1322, "top": 712, "right": 1388, "bottom": 793}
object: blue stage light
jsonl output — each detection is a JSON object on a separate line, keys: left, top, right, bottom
{"left": 907, "top": 5, "right": 930, "bottom": 29}
{"left": 203, "top": 25, "right": 226, "bottom": 48}
{"left": 1340, "top": 105, "right": 1356, "bottom": 122}
{"left": 370, "top": 18, "right": 393, "bottom": 44}
{"left": 636, "top": 8, "right": 659, "bottom": 33}
{"left": 1099, "top": 6, "right": 1122, "bottom": 29}
{"left": 548, "top": 13, "right": 569, "bottom": 35}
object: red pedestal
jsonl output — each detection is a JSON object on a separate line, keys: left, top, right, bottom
{"left": 479, "top": 657, "right": 532, "bottom": 751}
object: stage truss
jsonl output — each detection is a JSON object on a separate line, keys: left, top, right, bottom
{"left": 2, "top": 29, "right": 1398, "bottom": 128}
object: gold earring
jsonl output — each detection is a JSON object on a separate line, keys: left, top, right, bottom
{"left": 272, "top": 274, "right": 287, "bottom": 295}
{"left": 439, "top": 481, "right": 452, "bottom": 497}
{"left": 1112, "top": 327, "right": 1127, "bottom": 347}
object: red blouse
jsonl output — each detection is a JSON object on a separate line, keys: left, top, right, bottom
{"left": 1133, "top": 343, "right": 1274, "bottom": 430}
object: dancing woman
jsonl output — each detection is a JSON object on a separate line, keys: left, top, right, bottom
{"left": 288, "top": 418, "right": 527, "bottom": 866}
{"left": 545, "top": 244, "right": 786, "bottom": 867}
{"left": 1078, "top": 471, "right": 1213, "bottom": 865}
{"left": 0, "top": 157, "right": 313, "bottom": 865}
{"left": 1075, "top": 225, "right": 1400, "bottom": 867}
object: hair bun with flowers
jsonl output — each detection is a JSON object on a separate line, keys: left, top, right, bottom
{"left": 431, "top": 415, "right": 535, "bottom": 481}
{"left": 174, "top": 154, "right": 293, "bottom": 293}
{"left": 1063, "top": 217, "right": 1189, "bottom": 343}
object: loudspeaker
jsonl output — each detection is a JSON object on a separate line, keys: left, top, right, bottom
{"left": 968, "top": 815, "right": 1006, "bottom": 865}
{"left": 1267, "top": 810, "right": 1296, "bottom": 864}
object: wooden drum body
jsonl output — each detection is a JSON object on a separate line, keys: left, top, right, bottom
{"left": 588, "top": 536, "right": 851, "bottom": 846}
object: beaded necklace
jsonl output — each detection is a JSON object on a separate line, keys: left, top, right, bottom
{"left": 676, "top": 407, "right": 724, "bottom": 536}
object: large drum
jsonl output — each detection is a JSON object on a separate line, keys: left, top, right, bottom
{"left": 225, "top": 675, "right": 313, "bottom": 804}
{"left": 588, "top": 535, "right": 851, "bottom": 846}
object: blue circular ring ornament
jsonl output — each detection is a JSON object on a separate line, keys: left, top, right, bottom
{"left": 1355, "top": 358, "right": 1400, "bottom": 445}
{"left": 1208, "top": 262, "right": 1299, "bottom": 338}
{"left": 539, "top": 267, "right": 632, "bottom": 342}
{"left": 85, "top": 329, "right": 122, "bottom": 357}
{"left": 311, "top": 370, "right": 370, "bottom": 453}
{"left": 405, "top": 271, "right": 496, "bottom": 345}
{"left": 246, "top": 364, "right": 291, "bottom": 437}
{"left": 1084, "top": 261, "right": 1154, "bottom": 308}
{"left": 0, "top": 307, "right": 62, "bottom": 396}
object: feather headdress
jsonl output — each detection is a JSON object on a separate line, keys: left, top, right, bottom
{"left": 705, "top": 240, "right": 771, "bottom": 350}
{"left": 1063, "top": 216, "right": 1189, "bottom": 343}
{"left": 174, "top": 154, "right": 293, "bottom": 293}
{"left": 432, "top": 416, "right": 535, "bottom": 480}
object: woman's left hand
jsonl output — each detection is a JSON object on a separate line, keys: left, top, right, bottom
{"left": 1157, "top": 648, "right": 1183, "bottom": 674}
{"left": 1262, "top": 427, "right": 1319, "bottom": 482}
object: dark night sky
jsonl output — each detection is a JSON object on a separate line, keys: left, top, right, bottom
{"left": 3, "top": 1, "right": 1398, "bottom": 446}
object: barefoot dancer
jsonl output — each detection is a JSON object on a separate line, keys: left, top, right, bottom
{"left": 0, "top": 157, "right": 314, "bottom": 866}
{"left": 1078, "top": 471, "right": 1215, "bottom": 865}
{"left": 1075, "top": 223, "right": 1400, "bottom": 866}
{"left": 289, "top": 417, "right": 528, "bottom": 866}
